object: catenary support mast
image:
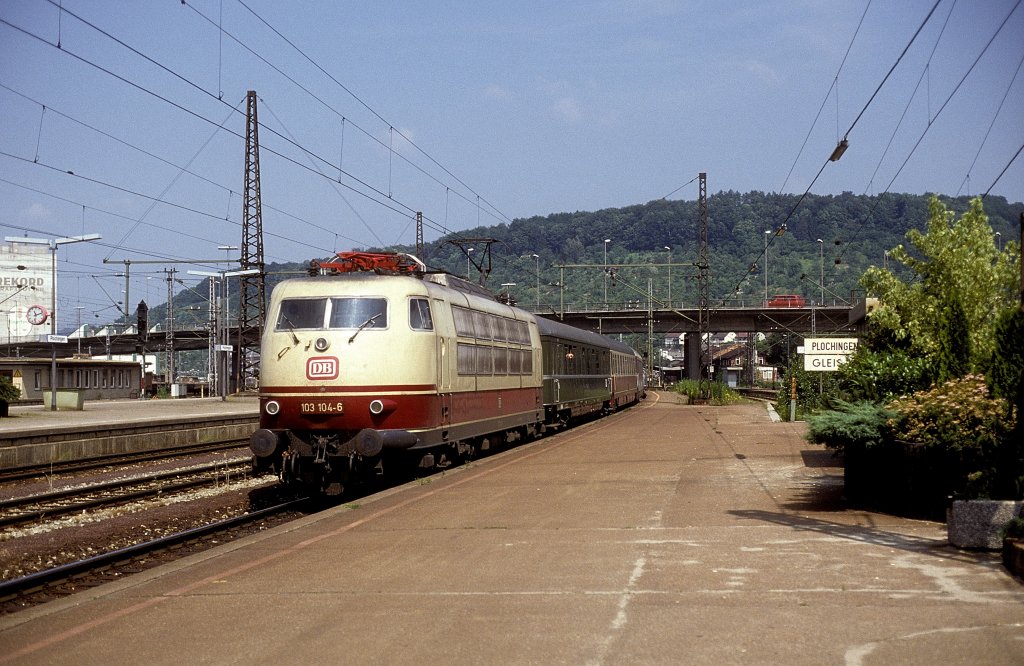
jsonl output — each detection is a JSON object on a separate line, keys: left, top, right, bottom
{"left": 239, "top": 90, "right": 266, "bottom": 391}
{"left": 697, "top": 172, "right": 711, "bottom": 398}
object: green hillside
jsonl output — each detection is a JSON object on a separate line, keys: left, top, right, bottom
{"left": 156, "top": 190, "right": 1022, "bottom": 322}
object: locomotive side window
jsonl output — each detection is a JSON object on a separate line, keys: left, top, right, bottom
{"left": 329, "top": 297, "right": 388, "bottom": 329}
{"left": 409, "top": 298, "right": 433, "bottom": 330}
{"left": 472, "top": 311, "right": 493, "bottom": 340}
{"left": 276, "top": 298, "right": 327, "bottom": 330}
{"left": 452, "top": 306, "right": 475, "bottom": 337}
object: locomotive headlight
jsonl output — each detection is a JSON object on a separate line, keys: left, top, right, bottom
{"left": 314, "top": 337, "right": 330, "bottom": 352}
{"left": 264, "top": 400, "right": 281, "bottom": 416}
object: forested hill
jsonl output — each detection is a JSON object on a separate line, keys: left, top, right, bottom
{"left": 162, "top": 191, "right": 1021, "bottom": 326}
{"left": 402, "top": 191, "right": 1022, "bottom": 309}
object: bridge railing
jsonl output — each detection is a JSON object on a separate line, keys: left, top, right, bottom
{"left": 523, "top": 294, "right": 862, "bottom": 314}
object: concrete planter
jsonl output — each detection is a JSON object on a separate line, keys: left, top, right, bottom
{"left": 947, "top": 499, "right": 1024, "bottom": 550}
{"left": 1003, "top": 539, "right": 1024, "bottom": 578}
{"left": 40, "top": 388, "right": 87, "bottom": 411}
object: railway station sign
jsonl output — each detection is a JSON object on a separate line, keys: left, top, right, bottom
{"left": 802, "top": 337, "right": 859, "bottom": 372}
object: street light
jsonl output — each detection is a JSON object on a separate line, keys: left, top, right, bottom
{"left": 500, "top": 283, "right": 516, "bottom": 304}
{"left": 764, "top": 230, "right": 772, "bottom": 302}
{"left": 5, "top": 233, "right": 102, "bottom": 334}
{"left": 218, "top": 245, "right": 239, "bottom": 329}
{"left": 188, "top": 267, "right": 259, "bottom": 400}
{"left": 603, "top": 238, "right": 611, "bottom": 308}
{"left": 663, "top": 246, "right": 672, "bottom": 307}
{"left": 816, "top": 238, "right": 824, "bottom": 305}
{"left": 531, "top": 254, "right": 540, "bottom": 310}
{"left": 996, "top": 231, "right": 1002, "bottom": 251}
{"left": 466, "top": 247, "right": 474, "bottom": 280}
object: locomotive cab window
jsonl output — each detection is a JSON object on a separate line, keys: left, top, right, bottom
{"left": 276, "top": 298, "right": 327, "bottom": 330}
{"left": 329, "top": 297, "right": 388, "bottom": 329}
{"left": 409, "top": 298, "right": 433, "bottom": 330}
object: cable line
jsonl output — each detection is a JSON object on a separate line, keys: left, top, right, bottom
{"left": 228, "top": 0, "right": 515, "bottom": 226}
{"left": 778, "top": 0, "right": 872, "bottom": 194}
{"left": 957, "top": 48, "right": 1024, "bottom": 196}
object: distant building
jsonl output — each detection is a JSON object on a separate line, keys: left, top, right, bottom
{"left": 0, "top": 357, "right": 142, "bottom": 401}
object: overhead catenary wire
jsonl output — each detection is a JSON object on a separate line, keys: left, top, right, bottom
{"left": 0, "top": 14, "right": 423, "bottom": 233}
{"left": 778, "top": 0, "right": 872, "bottom": 194}
{"left": 720, "top": 0, "right": 982, "bottom": 306}
{"left": 835, "top": 0, "right": 1023, "bottom": 266}
{"left": 0, "top": 81, "right": 374, "bottom": 253}
{"left": 225, "top": 0, "right": 515, "bottom": 227}
{"left": 91, "top": 4, "right": 462, "bottom": 245}
{"left": 0, "top": 151, "right": 332, "bottom": 259}
{"left": 180, "top": 1, "right": 508, "bottom": 230}
{"left": 957, "top": 48, "right": 1024, "bottom": 196}
{"left": 982, "top": 142, "right": 1024, "bottom": 199}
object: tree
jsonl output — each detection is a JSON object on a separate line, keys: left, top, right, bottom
{"left": 859, "top": 196, "right": 1019, "bottom": 378}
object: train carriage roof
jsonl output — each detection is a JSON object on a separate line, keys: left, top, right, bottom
{"left": 535, "top": 315, "right": 639, "bottom": 357}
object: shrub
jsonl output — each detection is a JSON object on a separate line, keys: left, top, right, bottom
{"left": 672, "top": 379, "right": 742, "bottom": 405}
{"left": 805, "top": 400, "right": 895, "bottom": 454}
{"left": 0, "top": 377, "right": 20, "bottom": 403}
{"left": 837, "top": 348, "right": 932, "bottom": 403}
{"left": 887, "top": 374, "right": 1012, "bottom": 452}
{"left": 887, "top": 374, "right": 1020, "bottom": 499}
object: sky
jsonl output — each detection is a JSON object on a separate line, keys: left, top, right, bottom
{"left": 0, "top": 0, "right": 1022, "bottom": 330}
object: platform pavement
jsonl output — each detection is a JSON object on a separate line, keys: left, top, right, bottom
{"left": 1, "top": 393, "right": 1022, "bottom": 664}
{"left": 0, "top": 395, "right": 259, "bottom": 433}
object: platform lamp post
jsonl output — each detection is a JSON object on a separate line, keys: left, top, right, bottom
{"left": 816, "top": 238, "right": 824, "bottom": 305}
{"left": 603, "top": 238, "right": 611, "bottom": 308}
{"left": 663, "top": 246, "right": 672, "bottom": 307}
{"left": 466, "top": 247, "right": 474, "bottom": 280}
{"left": 5, "top": 234, "right": 101, "bottom": 335}
{"left": 531, "top": 254, "right": 540, "bottom": 310}
{"left": 218, "top": 245, "right": 239, "bottom": 332}
{"left": 763, "top": 230, "right": 772, "bottom": 303}
{"left": 188, "top": 267, "right": 259, "bottom": 400}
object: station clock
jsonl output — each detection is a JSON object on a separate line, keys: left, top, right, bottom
{"left": 26, "top": 305, "right": 49, "bottom": 326}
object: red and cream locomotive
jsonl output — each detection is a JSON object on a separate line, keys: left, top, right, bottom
{"left": 250, "top": 252, "right": 643, "bottom": 494}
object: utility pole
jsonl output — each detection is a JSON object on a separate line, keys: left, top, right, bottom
{"left": 697, "top": 172, "right": 711, "bottom": 399}
{"left": 165, "top": 268, "right": 175, "bottom": 389}
{"left": 239, "top": 90, "right": 266, "bottom": 392}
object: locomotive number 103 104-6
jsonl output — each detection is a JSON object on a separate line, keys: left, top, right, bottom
{"left": 300, "top": 401, "right": 344, "bottom": 414}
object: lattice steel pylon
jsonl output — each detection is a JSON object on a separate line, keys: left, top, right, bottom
{"left": 697, "top": 172, "right": 711, "bottom": 399}
{"left": 238, "top": 90, "right": 266, "bottom": 391}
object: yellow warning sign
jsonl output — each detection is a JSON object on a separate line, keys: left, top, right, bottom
{"left": 13, "top": 370, "right": 22, "bottom": 378}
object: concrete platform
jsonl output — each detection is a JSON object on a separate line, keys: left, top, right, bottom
{"left": 1, "top": 393, "right": 1022, "bottom": 664}
{"left": 0, "top": 396, "right": 258, "bottom": 470}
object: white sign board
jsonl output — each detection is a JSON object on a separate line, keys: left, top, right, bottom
{"left": 803, "top": 337, "right": 859, "bottom": 372}
{"left": 1, "top": 242, "right": 52, "bottom": 344}
{"left": 804, "top": 354, "right": 851, "bottom": 371}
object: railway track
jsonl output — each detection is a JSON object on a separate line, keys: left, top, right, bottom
{"left": 0, "top": 439, "right": 250, "bottom": 484}
{"left": 735, "top": 387, "right": 780, "bottom": 401}
{"left": 0, "top": 457, "right": 255, "bottom": 528}
{"left": 0, "top": 497, "right": 310, "bottom": 613}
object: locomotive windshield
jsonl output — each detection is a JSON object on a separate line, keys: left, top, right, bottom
{"left": 276, "top": 298, "right": 326, "bottom": 330}
{"left": 275, "top": 297, "right": 388, "bottom": 330}
{"left": 329, "top": 297, "right": 388, "bottom": 329}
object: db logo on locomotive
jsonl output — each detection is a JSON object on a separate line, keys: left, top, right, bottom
{"left": 306, "top": 356, "right": 339, "bottom": 380}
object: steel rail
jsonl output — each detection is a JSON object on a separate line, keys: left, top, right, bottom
{"left": 0, "top": 498, "right": 307, "bottom": 602}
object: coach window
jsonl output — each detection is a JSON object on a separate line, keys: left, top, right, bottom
{"left": 409, "top": 298, "right": 433, "bottom": 330}
{"left": 329, "top": 297, "right": 388, "bottom": 329}
{"left": 276, "top": 298, "right": 327, "bottom": 330}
